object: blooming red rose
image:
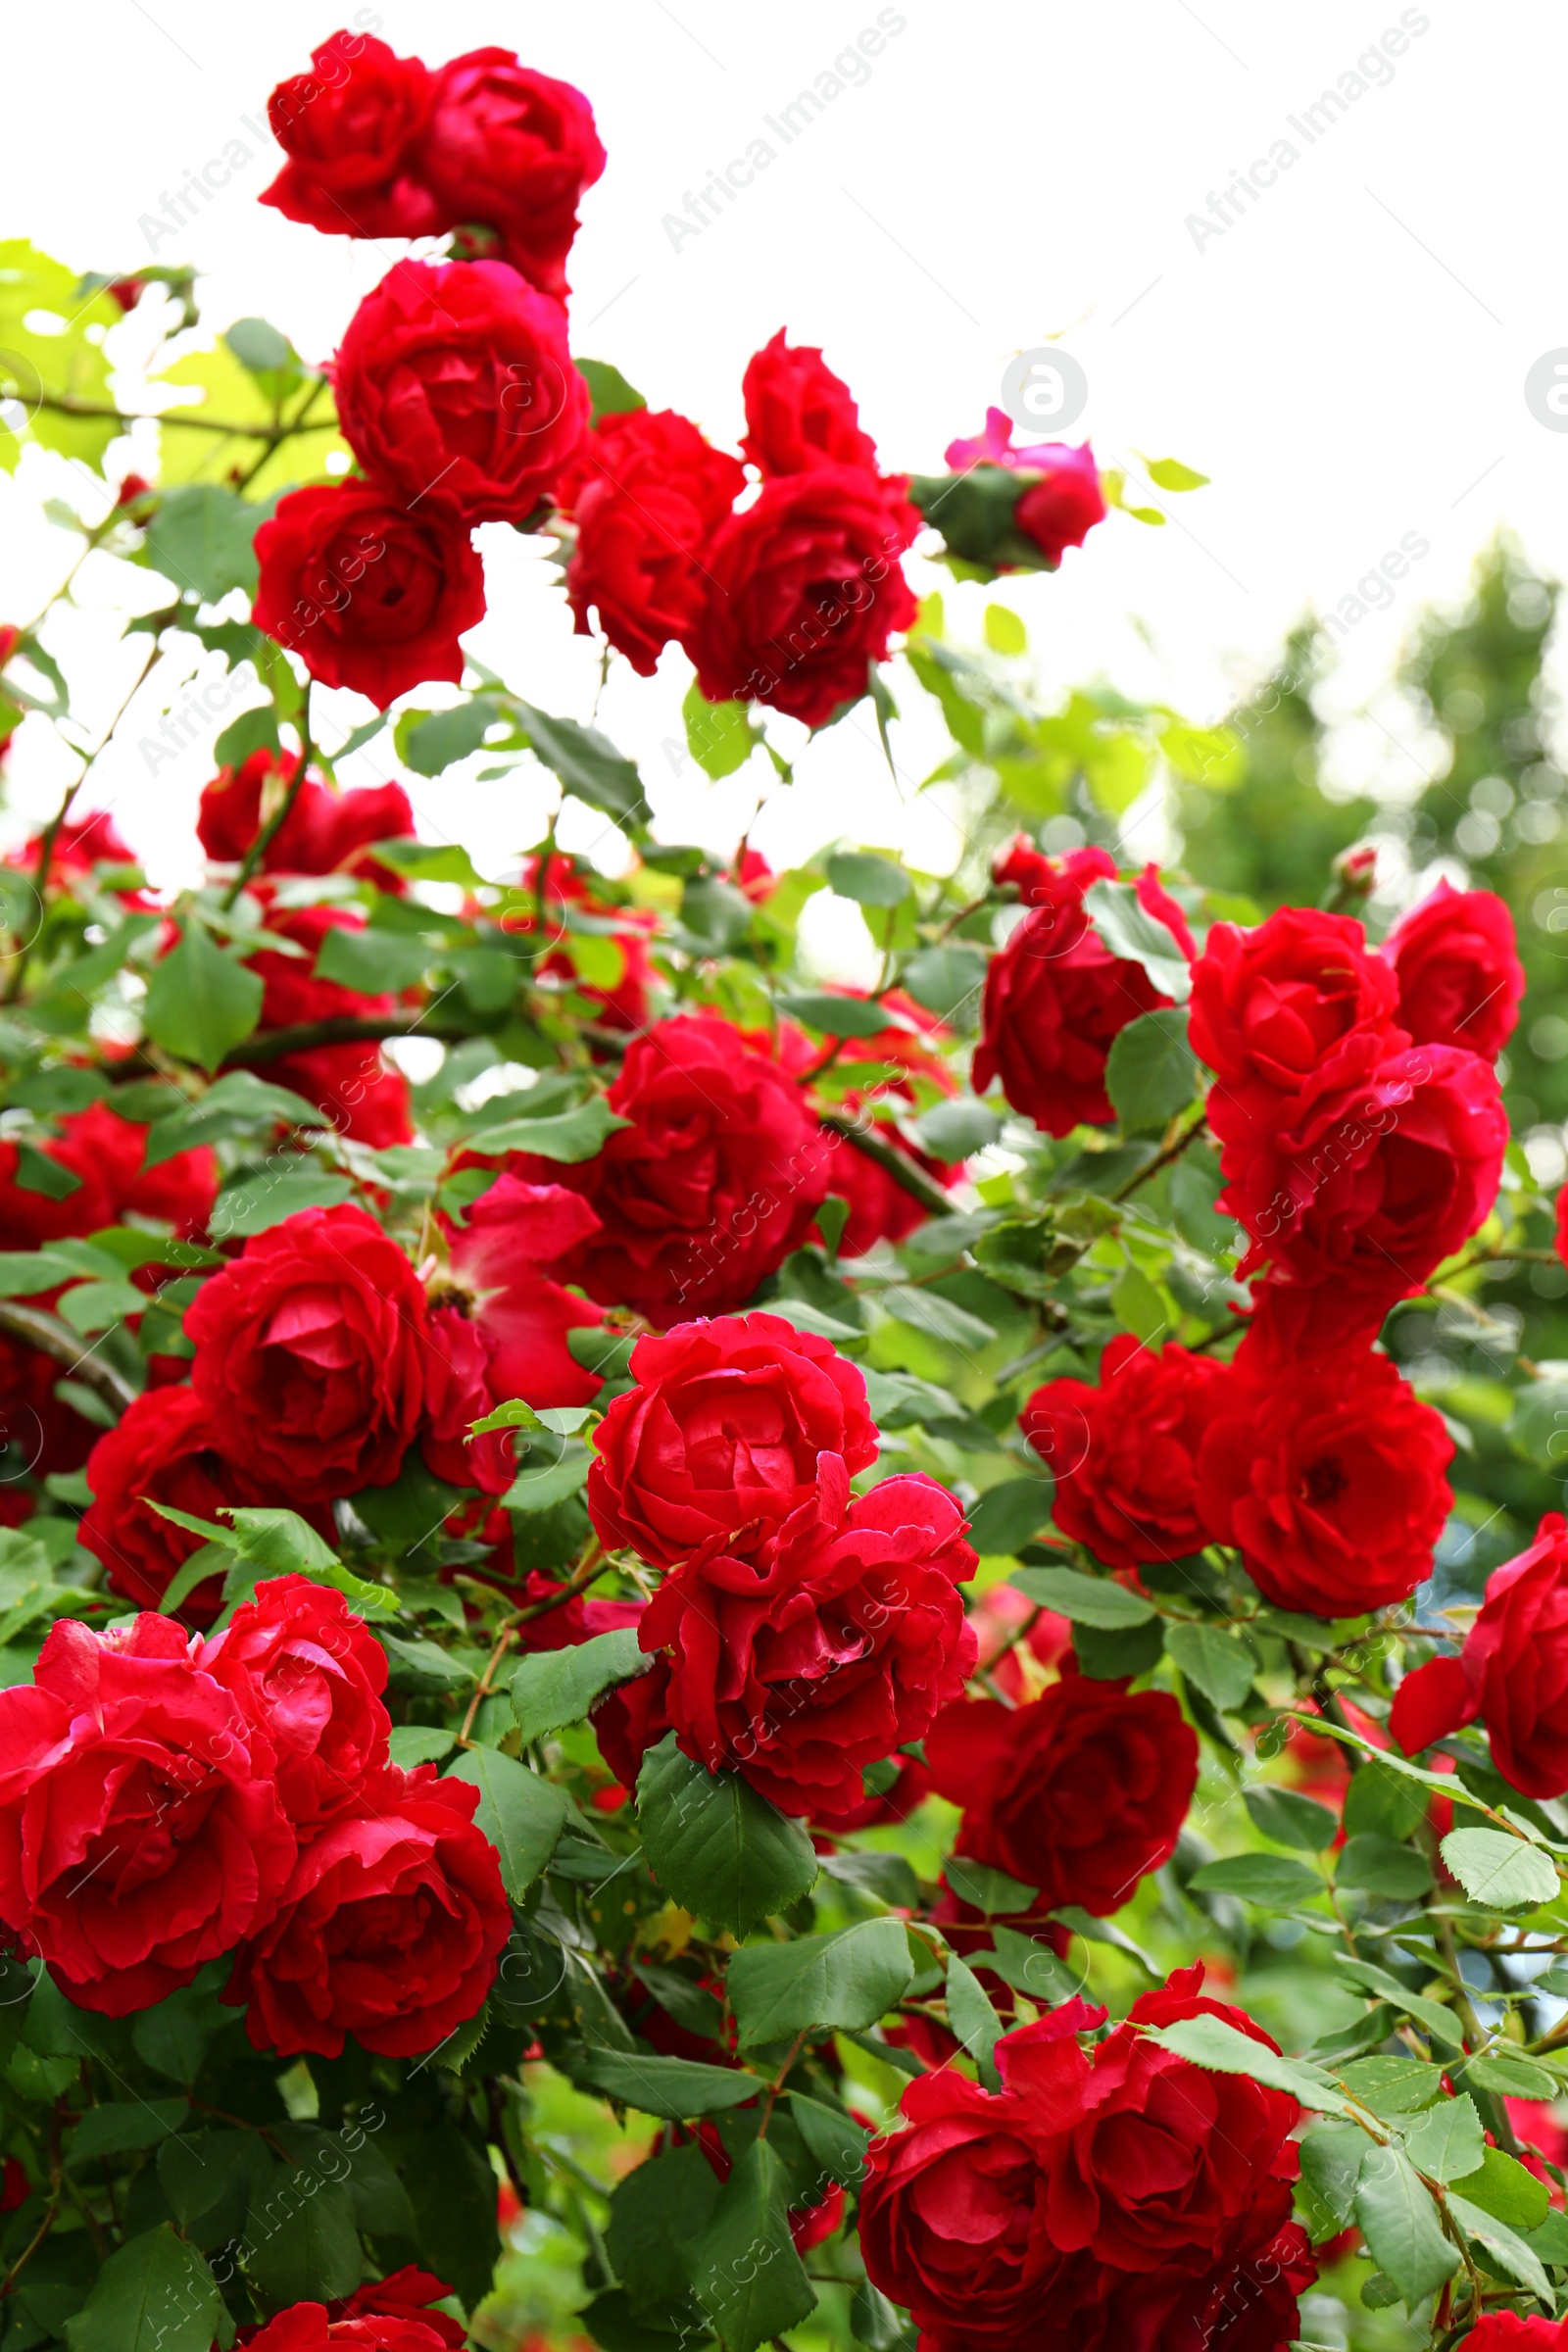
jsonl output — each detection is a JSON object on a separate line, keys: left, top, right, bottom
{"left": 419, "top": 1174, "right": 606, "bottom": 1490}
{"left": 1014, "top": 445, "right": 1107, "bottom": 566}
{"left": 1455, "top": 2316, "right": 1568, "bottom": 2348}
{"left": 198, "top": 1574, "right": 390, "bottom": 1833}
{"left": 1391, "top": 1512, "right": 1568, "bottom": 1796}
{"left": 198, "top": 749, "right": 414, "bottom": 884}
{"left": 261, "top": 30, "right": 442, "bottom": 241}
{"left": 1021, "top": 1334, "right": 1229, "bottom": 1572}
{"left": 77, "top": 1386, "right": 316, "bottom": 1625}
{"left": 1197, "top": 1327, "right": 1452, "bottom": 1617}
{"left": 233, "top": 899, "right": 413, "bottom": 1148}
{"left": 0, "top": 1613, "right": 295, "bottom": 2014}
{"left": 246, "top": 2304, "right": 453, "bottom": 2352}
{"left": 418, "top": 49, "right": 606, "bottom": 296}
{"left": 683, "top": 466, "right": 918, "bottom": 730}
{"left": 928, "top": 1669, "right": 1198, "bottom": 1915}
{"left": 506, "top": 1013, "right": 831, "bottom": 1324}
{"left": 186, "top": 1203, "right": 427, "bottom": 1503}
{"left": 334, "top": 259, "right": 588, "bottom": 526}
{"left": 253, "top": 481, "right": 485, "bottom": 710}
{"left": 329, "top": 2271, "right": 464, "bottom": 2347}
{"left": 972, "top": 849, "right": 1194, "bottom": 1136}
{"left": 587, "top": 1311, "right": 878, "bottom": 1569}
{"left": 559, "top": 409, "right": 745, "bottom": 676}
{"left": 0, "top": 1100, "right": 217, "bottom": 1250}
{"left": 641, "top": 1472, "right": 976, "bottom": 1820}
{"left": 1188, "top": 906, "right": 1405, "bottom": 1138}
{"left": 741, "top": 329, "right": 881, "bottom": 478}
{"left": 1220, "top": 1042, "right": 1507, "bottom": 1312}
{"left": 1384, "top": 876, "right": 1525, "bottom": 1061}
{"left": 9, "top": 808, "right": 145, "bottom": 898}
{"left": 227, "top": 1761, "right": 511, "bottom": 2058}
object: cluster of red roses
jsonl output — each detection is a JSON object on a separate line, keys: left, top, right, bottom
{"left": 584, "top": 1314, "right": 978, "bottom": 1823}
{"left": 990, "top": 848, "right": 1516, "bottom": 1619}
{"left": 858, "top": 1976, "right": 1317, "bottom": 2352}
{"left": 248, "top": 29, "right": 1105, "bottom": 725}
{"left": 0, "top": 1576, "right": 512, "bottom": 2049}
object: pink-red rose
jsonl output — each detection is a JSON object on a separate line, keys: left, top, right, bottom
{"left": 261, "top": 30, "right": 442, "bottom": 241}
{"left": 418, "top": 49, "right": 606, "bottom": 296}
{"left": 1384, "top": 875, "right": 1525, "bottom": 1061}
{"left": 197, "top": 1574, "right": 391, "bottom": 1833}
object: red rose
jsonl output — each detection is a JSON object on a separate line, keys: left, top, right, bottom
{"left": 418, "top": 49, "right": 607, "bottom": 296}
{"left": 1455, "top": 2316, "right": 1568, "bottom": 2348}
{"left": 858, "top": 2000, "right": 1111, "bottom": 2351}
{"left": 507, "top": 1013, "right": 832, "bottom": 1324}
{"left": 10, "top": 808, "right": 145, "bottom": 898}
{"left": 334, "top": 259, "right": 588, "bottom": 526}
{"left": 1384, "top": 876, "right": 1525, "bottom": 1061}
{"left": 329, "top": 2270, "right": 464, "bottom": 2347}
{"left": 0, "top": 1329, "right": 94, "bottom": 1487}
{"left": 683, "top": 466, "right": 918, "bottom": 729}
{"left": 1391, "top": 1512, "right": 1568, "bottom": 1796}
{"left": 591, "top": 1652, "right": 673, "bottom": 1790}
{"left": 928, "top": 1671, "right": 1198, "bottom": 1915}
{"left": 198, "top": 1574, "right": 390, "bottom": 1832}
{"left": 252, "top": 482, "right": 485, "bottom": 710}
{"left": 246, "top": 2305, "right": 453, "bottom": 2352}
{"left": 780, "top": 991, "right": 962, "bottom": 1254}
{"left": 186, "top": 1203, "right": 427, "bottom": 1503}
{"left": 78, "top": 1386, "right": 309, "bottom": 1625}
{"left": 1197, "top": 1326, "right": 1452, "bottom": 1617}
{"left": 0, "top": 1613, "right": 295, "bottom": 2014}
{"left": 231, "top": 900, "right": 413, "bottom": 1148}
{"left": 198, "top": 750, "right": 414, "bottom": 884}
{"left": 1014, "top": 445, "right": 1107, "bottom": 566}
{"left": 227, "top": 1761, "right": 511, "bottom": 2058}
{"left": 587, "top": 1311, "right": 878, "bottom": 1569}
{"left": 741, "top": 329, "right": 881, "bottom": 478}
{"left": 420, "top": 1174, "right": 606, "bottom": 1490}
{"left": 1021, "top": 1334, "right": 1229, "bottom": 1572}
{"left": 1219, "top": 1042, "right": 1507, "bottom": 1312}
{"left": 261, "top": 30, "right": 442, "bottom": 241}
{"left": 559, "top": 409, "right": 745, "bottom": 676}
{"left": 0, "top": 1100, "right": 217, "bottom": 1250}
{"left": 1188, "top": 907, "right": 1405, "bottom": 1134}
{"left": 642, "top": 1472, "right": 976, "bottom": 1819}
{"left": 972, "top": 851, "right": 1194, "bottom": 1136}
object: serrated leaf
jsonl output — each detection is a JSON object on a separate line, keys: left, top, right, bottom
{"left": 1243, "top": 1785, "right": 1340, "bottom": 1851}
{"left": 1402, "top": 2094, "right": 1486, "bottom": 2184}
{"left": 1441, "top": 1828, "right": 1559, "bottom": 1910}
{"left": 142, "top": 483, "right": 269, "bottom": 603}
{"left": 511, "top": 1627, "right": 652, "bottom": 1743}
{"left": 64, "top": 2225, "right": 220, "bottom": 2352}
{"left": 944, "top": 1952, "right": 1003, "bottom": 2088}
{"left": 514, "top": 701, "right": 647, "bottom": 825}
{"left": 463, "top": 1098, "right": 627, "bottom": 1163}
{"left": 579, "top": 2049, "right": 763, "bottom": 2120}
{"left": 1189, "top": 1853, "right": 1324, "bottom": 1906}
{"left": 141, "top": 923, "right": 264, "bottom": 1072}
{"left": 1298, "top": 2122, "right": 1369, "bottom": 2237}
{"left": 1449, "top": 2142, "right": 1551, "bottom": 2230}
{"left": 728, "top": 1920, "right": 913, "bottom": 2049}
{"left": 635, "top": 1734, "right": 817, "bottom": 1937}
{"left": 945, "top": 1858, "right": 1039, "bottom": 1916}
{"left": 1143, "top": 2013, "right": 1343, "bottom": 2111}
{"left": 778, "top": 992, "right": 892, "bottom": 1039}
{"left": 1008, "top": 1565, "right": 1156, "bottom": 1628}
{"left": 901, "top": 943, "right": 988, "bottom": 1021}
{"left": 1446, "top": 2189, "right": 1553, "bottom": 2306}
{"left": 445, "top": 1746, "right": 567, "bottom": 1901}
{"left": 825, "top": 851, "right": 910, "bottom": 908}
{"left": 1165, "top": 1620, "right": 1256, "bottom": 1712}
{"left": 686, "top": 2138, "right": 816, "bottom": 2352}
{"left": 1352, "top": 2144, "right": 1459, "bottom": 2310}
{"left": 1104, "top": 1009, "right": 1198, "bottom": 1133}
{"left": 1082, "top": 877, "right": 1191, "bottom": 1003}
{"left": 1335, "top": 1833, "right": 1433, "bottom": 1900}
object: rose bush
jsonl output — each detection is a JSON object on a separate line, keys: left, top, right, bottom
{"left": 0, "top": 25, "right": 1557, "bottom": 2352}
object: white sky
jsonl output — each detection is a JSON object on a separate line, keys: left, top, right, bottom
{"left": 4, "top": 0, "right": 1568, "bottom": 956}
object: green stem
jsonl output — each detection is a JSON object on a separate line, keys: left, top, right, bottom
{"left": 220, "top": 683, "right": 312, "bottom": 910}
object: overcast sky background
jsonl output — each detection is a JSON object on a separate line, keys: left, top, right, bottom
{"left": 4, "top": 0, "right": 1567, "bottom": 959}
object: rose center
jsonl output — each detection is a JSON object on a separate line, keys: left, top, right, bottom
{"left": 1300, "top": 1454, "right": 1348, "bottom": 1507}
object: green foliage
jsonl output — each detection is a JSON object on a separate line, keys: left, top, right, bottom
{"left": 636, "top": 1736, "right": 818, "bottom": 1936}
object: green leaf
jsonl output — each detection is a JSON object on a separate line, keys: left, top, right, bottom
{"left": 511, "top": 1627, "right": 652, "bottom": 1743}
{"left": 399, "top": 697, "right": 506, "bottom": 776}
{"left": 211, "top": 1163, "right": 355, "bottom": 1236}
{"left": 825, "top": 851, "right": 910, "bottom": 908}
{"left": 965, "top": 1478, "right": 1054, "bottom": 1556}
{"left": 1332, "top": 1960, "right": 1462, "bottom": 2050}
{"left": 778, "top": 992, "right": 891, "bottom": 1039}
{"left": 1242, "top": 1786, "right": 1340, "bottom": 1851}
{"left": 681, "top": 680, "right": 757, "bottom": 779}
{"left": 400, "top": 2118, "right": 500, "bottom": 2310}
{"left": 1111, "top": 1262, "right": 1168, "bottom": 1346}
{"left": 213, "top": 704, "right": 280, "bottom": 767}
{"left": 1335, "top": 1833, "right": 1433, "bottom": 1900}
{"left": 1298, "top": 2123, "right": 1369, "bottom": 2237}
{"left": 1188, "top": 1853, "right": 1324, "bottom": 1907}
{"left": 901, "top": 943, "right": 988, "bottom": 1021}
{"left": 1008, "top": 1565, "right": 1156, "bottom": 1628}
{"left": 1142, "top": 2013, "right": 1343, "bottom": 2112}
{"left": 1340, "top": 2056, "right": 1446, "bottom": 2117}
{"left": 818, "top": 1848, "right": 921, "bottom": 1909}
{"left": 314, "top": 924, "right": 435, "bottom": 994}
{"left": 64, "top": 2226, "right": 221, "bottom": 2352}
{"left": 141, "top": 922, "right": 264, "bottom": 1072}
{"left": 1143, "top": 456, "right": 1210, "bottom": 491}
{"left": 579, "top": 2049, "right": 764, "bottom": 2120}
{"left": 1104, "top": 1010, "right": 1198, "bottom": 1133}
{"left": 67, "top": 2099, "right": 186, "bottom": 2163}
{"left": 913, "top": 1100, "right": 1002, "bottom": 1162}
{"left": 1164, "top": 1621, "right": 1256, "bottom": 1712}
{"left": 1441, "top": 1828, "right": 1559, "bottom": 1910}
{"left": 791, "top": 2093, "right": 870, "bottom": 2189}
{"left": 503, "top": 1446, "right": 593, "bottom": 1513}
{"left": 686, "top": 2138, "right": 816, "bottom": 2352}
{"left": 388, "top": 1725, "right": 456, "bottom": 1769}
{"left": 945, "top": 1953, "right": 1003, "bottom": 2089}
{"left": 636, "top": 1734, "right": 817, "bottom": 1937}
{"left": 465, "top": 1097, "right": 628, "bottom": 1162}
{"left": 577, "top": 358, "right": 648, "bottom": 423}
{"left": 1352, "top": 2144, "right": 1460, "bottom": 2311}
{"left": 1447, "top": 2189, "right": 1554, "bottom": 2305}
{"left": 943, "top": 1858, "right": 1039, "bottom": 1916}
{"left": 1402, "top": 2093, "right": 1486, "bottom": 2184}
{"left": 728, "top": 1919, "right": 913, "bottom": 2049}
{"left": 606, "top": 2145, "right": 720, "bottom": 2311}
{"left": 514, "top": 701, "right": 648, "bottom": 825}
{"left": 243, "top": 2174, "right": 361, "bottom": 2308}
{"left": 142, "top": 1070, "right": 319, "bottom": 1164}
{"left": 1081, "top": 877, "right": 1192, "bottom": 1003}
{"left": 445, "top": 1747, "right": 567, "bottom": 1901}
{"left": 1074, "top": 1615, "right": 1165, "bottom": 1680}
{"left": 1449, "top": 2142, "right": 1551, "bottom": 2230}
{"left": 1464, "top": 2049, "right": 1562, "bottom": 2100}
{"left": 141, "top": 483, "right": 267, "bottom": 603}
